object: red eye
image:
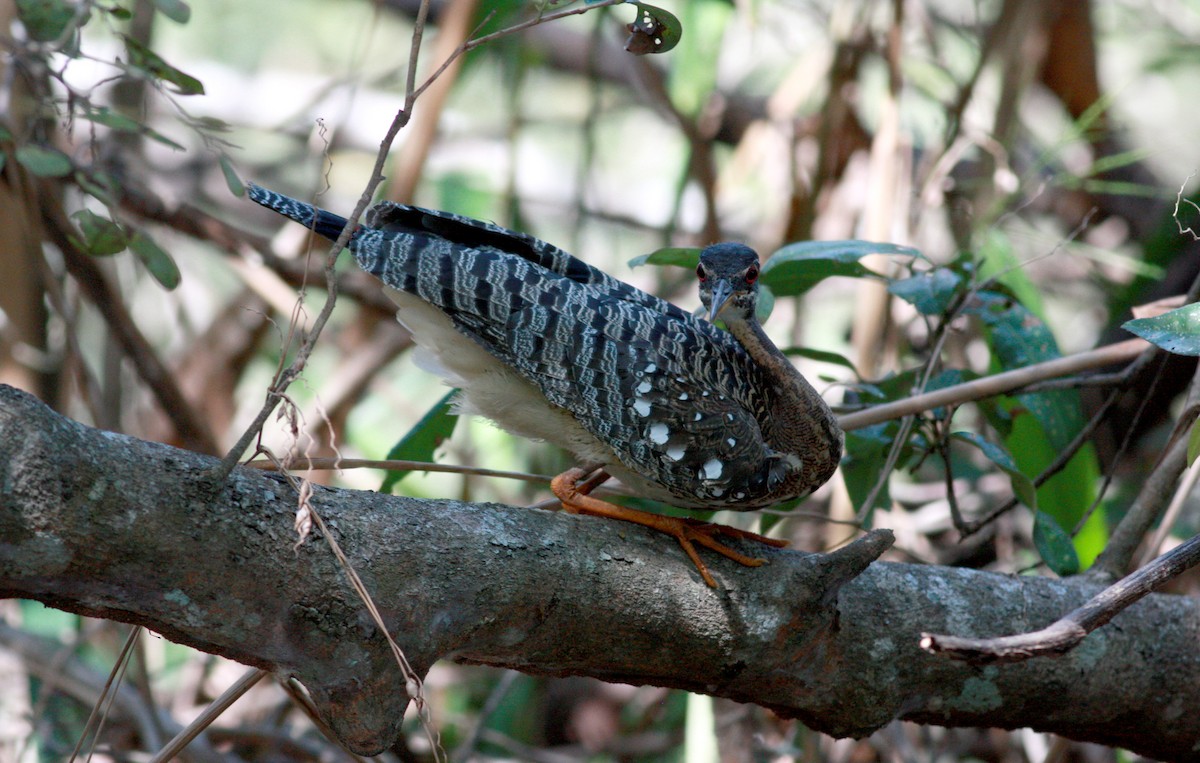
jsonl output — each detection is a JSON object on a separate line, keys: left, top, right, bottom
{"left": 745, "top": 266, "right": 759, "bottom": 283}
{"left": 696, "top": 264, "right": 707, "bottom": 281}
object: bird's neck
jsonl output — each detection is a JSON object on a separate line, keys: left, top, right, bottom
{"left": 726, "top": 315, "right": 843, "bottom": 487}
{"left": 726, "top": 316, "right": 791, "bottom": 380}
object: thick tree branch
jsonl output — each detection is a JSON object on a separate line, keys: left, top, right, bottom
{"left": 2, "top": 385, "right": 1199, "bottom": 760}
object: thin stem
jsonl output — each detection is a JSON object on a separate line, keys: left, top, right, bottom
{"left": 208, "top": 0, "right": 627, "bottom": 486}
{"left": 148, "top": 669, "right": 267, "bottom": 763}
{"left": 922, "top": 530, "right": 1200, "bottom": 663}
{"left": 837, "top": 338, "right": 1149, "bottom": 431}
{"left": 208, "top": 1, "right": 435, "bottom": 483}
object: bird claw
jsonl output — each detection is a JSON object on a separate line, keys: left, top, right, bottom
{"left": 550, "top": 468, "right": 788, "bottom": 588}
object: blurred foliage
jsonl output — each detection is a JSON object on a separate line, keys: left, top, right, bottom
{"left": 3, "top": 0, "right": 1200, "bottom": 760}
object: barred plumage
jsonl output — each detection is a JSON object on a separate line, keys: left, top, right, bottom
{"left": 248, "top": 184, "right": 843, "bottom": 583}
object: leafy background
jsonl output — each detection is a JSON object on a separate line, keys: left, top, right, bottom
{"left": 2, "top": 0, "right": 1200, "bottom": 760}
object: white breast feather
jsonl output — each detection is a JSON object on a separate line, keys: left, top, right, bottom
{"left": 384, "top": 287, "right": 616, "bottom": 467}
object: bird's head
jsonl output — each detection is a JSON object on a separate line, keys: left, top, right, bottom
{"left": 697, "top": 243, "right": 762, "bottom": 324}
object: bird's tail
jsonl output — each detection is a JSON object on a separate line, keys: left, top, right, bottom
{"left": 247, "top": 183, "right": 355, "bottom": 242}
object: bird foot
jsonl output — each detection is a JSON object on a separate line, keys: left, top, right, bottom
{"left": 550, "top": 467, "right": 787, "bottom": 587}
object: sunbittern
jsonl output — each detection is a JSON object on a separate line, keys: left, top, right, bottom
{"left": 248, "top": 185, "right": 843, "bottom": 586}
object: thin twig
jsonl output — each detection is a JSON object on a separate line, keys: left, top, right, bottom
{"left": 208, "top": 2, "right": 438, "bottom": 483}
{"left": 1086, "top": 266, "right": 1200, "bottom": 578}
{"left": 68, "top": 626, "right": 140, "bottom": 763}
{"left": 959, "top": 383, "right": 1125, "bottom": 537}
{"left": 38, "top": 183, "right": 219, "bottom": 454}
{"left": 837, "top": 338, "right": 1150, "bottom": 431}
{"left": 305, "top": 502, "right": 445, "bottom": 761}
{"left": 246, "top": 456, "right": 552, "bottom": 484}
{"left": 451, "top": 670, "right": 521, "bottom": 763}
{"left": 1089, "top": 378, "right": 1200, "bottom": 580}
{"left": 921, "top": 530, "right": 1200, "bottom": 663}
{"left": 148, "top": 668, "right": 267, "bottom": 763}
{"left": 1141, "top": 457, "right": 1200, "bottom": 568}
{"left": 209, "top": 0, "right": 629, "bottom": 485}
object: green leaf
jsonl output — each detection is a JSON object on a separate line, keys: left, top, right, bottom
{"left": 1122, "top": 303, "right": 1200, "bottom": 356}
{"left": 123, "top": 35, "right": 205, "bottom": 95}
{"left": 625, "top": 2, "right": 682, "bottom": 55}
{"left": 129, "top": 232, "right": 181, "bottom": 289}
{"left": 380, "top": 390, "right": 460, "bottom": 493}
{"left": 1000, "top": 405, "right": 1106, "bottom": 568}
{"left": 755, "top": 282, "right": 774, "bottom": 323}
{"left": 952, "top": 431, "right": 1036, "bottom": 509}
{"left": 152, "top": 0, "right": 190, "bottom": 23}
{"left": 81, "top": 107, "right": 142, "bottom": 133}
{"left": 16, "top": 0, "right": 75, "bottom": 42}
{"left": 219, "top": 155, "right": 245, "bottom": 197}
{"left": 841, "top": 423, "right": 894, "bottom": 520}
{"left": 1033, "top": 511, "right": 1081, "bottom": 577}
{"left": 761, "top": 240, "right": 923, "bottom": 297}
{"left": 76, "top": 170, "right": 120, "bottom": 205}
{"left": 977, "top": 231, "right": 1045, "bottom": 316}
{"left": 967, "top": 290, "right": 1085, "bottom": 450}
{"left": 0, "top": 126, "right": 12, "bottom": 142}
{"left": 665, "top": 0, "right": 728, "bottom": 115}
{"left": 80, "top": 107, "right": 185, "bottom": 150}
{"left": 15, "top": 144, "right": 72, "bottom": 177}
{"left": 782, "top": 346, "right": 858, "bottom": 374}
{"left": 192, "top": 115, "right": 233, "bottom": 133}
{"left": 71, "top": 209, "right": 128, "bottom": 256}
{"left": 1189, "top": 419, "right": 1200, "bottom": 467}
{"left": 888, "top": 268, "right": 963, "bottom": 315}
{"left": 628, "top": 246, "right": 700, "bottom": 269}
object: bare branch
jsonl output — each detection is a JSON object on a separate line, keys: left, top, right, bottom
{"left": 922, "top": 531, "right": 1200, "bottom": 663}
{"left": 837, "top": 338, "right": 1149, "bottom": 431}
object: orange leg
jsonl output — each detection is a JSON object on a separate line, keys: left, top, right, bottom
{"left": 550, "top": 467, "right": 788, "bottom": 587}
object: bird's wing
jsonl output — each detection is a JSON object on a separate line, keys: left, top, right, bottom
{"left": 354, "top": 225, "right": 787, "bottom": 506}
{"left": 476, "top": 275, "right": 785, "bottom": 507}
{"left": 367, "top": 202, "right": 690, "bottom": 320}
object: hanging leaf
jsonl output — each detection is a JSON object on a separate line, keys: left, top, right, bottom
{"left": 951, "top": 431, "right": 1036, "bottom": 509}
{"left": 152, "top": 0, "right": 191, "bottom": 24}
{"left": 219, "top": 155, "right": 245, "bottom": 197}
{"left": 841, "top": 423, "right": 895, "bottom": 521}
{"left": 625, "top": 3, "right": 682, "bottom": 55}
{"left": 967, "top": 290, "right": 1086, "bottom": 450}
{"left": 628, "top": 246, "right": 700, "bottom": 269}
{"left": 192, "top": 115, "right": 234, "bottom": 133}
{"left": 129, "top": 232, "right": 181, "bottom": 290}
{"left": 80, "top": 108, "right": 185, "bottom": 150}
{"left": 123, "top": 35, "right": 205, "bottom": 95}
{"left": 1033, "top": 511, "right": 1081, "bottom": 577}
{"left": 755, "top": 283, "right": 774, "bottom": 323}
{"left": 76, "top": 170, "right": 120, "bottom": 206}
{"left": 1122, "top": 302, "right": 1200, "bottom": 356}
{"left": 71, "top": 209, "right": 128, "bottom": 256}
{"left": 888, "top": 268, "right": 963, "bottom": 315}
{"left": 782, "top": 346, "right": 858, "bottom": 374}
{"left": 380, "top": 390, "right": 460, "bottom": 493}
{"left": 1185, "top": 419, "right": 1200, "bottom": 468}
{"left": 15, "top": 144, "right": 72, "bottom": 177}
{"left": 761, "top": 240, "right": 923, "bottom": 297}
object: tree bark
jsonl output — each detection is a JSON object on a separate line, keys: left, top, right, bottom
{"left": 1, "top": 385, "right": 1197, "bottom": 759}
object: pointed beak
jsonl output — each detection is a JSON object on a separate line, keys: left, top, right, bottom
{"left": 705, "top": 279, "right": 734, "bottom": 322}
